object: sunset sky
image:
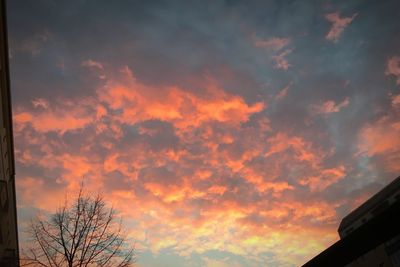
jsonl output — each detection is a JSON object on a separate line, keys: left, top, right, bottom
{"left": 7, "top": 0, "right": 400, "bottom": 266}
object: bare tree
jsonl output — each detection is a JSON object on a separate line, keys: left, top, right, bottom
{"left": 21, "top": 188, "right": 135, "bottom": 267}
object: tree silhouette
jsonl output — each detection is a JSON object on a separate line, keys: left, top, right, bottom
{"left": 21, "top": 188, "right": 135, "bottom": 267}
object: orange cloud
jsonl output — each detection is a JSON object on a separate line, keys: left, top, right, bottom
{"left": 14, "top": 65, "right": 347, "bottom": 267}
{"left": 358, "top": 109, "right": 400, "bottom": 174}
{"left": 13, "top": 67, "right": 261, "bottom": 136}
{"left": 358, "top": 116, "right": 400, "bottom": 156}
{"left": 299, "top": 166, "right": 346, "bottom": 192}
{"left": 14, "top": 100, "right": 94, "bottom": 133}
{"left": 98, "top": 77, "right": 264, "bottom": 131}
{"left": 14, "top": 112, "right": 33, "bottom": 124}
{"left": 33, "top": 113, "right": 92, "bottom": 133}
{"left": 207, "top": 185, "right": 227, "bottom": 195}
{"left": 265, "top": 132, "right": 319, "bottom": 164}
{"left": 17, "top": 177, "right": 68, "bottom": 211}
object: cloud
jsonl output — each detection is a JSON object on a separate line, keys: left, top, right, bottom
{"left": 203, "top": 256, "right": 241, "bottom": 267}
{"left": 264, "top": 132, "right": 318, "bottom": 162}
{"left": 17, "top": 177, "right": 66, "bottom": 211}
{"left": 299, "top": 166, "right": 346, "bottom": 192}
{"left": 31, "top": 98, "right": 49, "bottom": 109}
{"left": 358, "top": 108, "right": 400, "bottom": 174}
{"left": 325, "top": 12, "right": 357, "bottom": 42}
{"left": 275, "top": 83, "right": 291, "bottom": 100}
{"left": 254, "top": 36, "right": 292, "bottom": 70}
{"left": 13, "top": 100, "right": 94, "bottom": 134}
{"left": 82, "top": 59, "right": 104, "bottom": 70}
{"left": 392, "top": 94, "right": 400, "bottom": 108}
{"left": 311, "top": 97, "right": 350, "bottom": 114}
{"left": 254, "top": 37, "right": 290, "bottom": 51}
{"left": 272, "top": 49, "right": 292, "bottom": 70}
{"left": 358, "top": 116, "right": 400, "bottom": 157}
{"left": 8, "top": 0, "right": 400, "bottom": 266}
{"left": 13, "top": 30, "right": 51, "bottom": 56}
{"left": 98, "top": 75, "right": 265, "bottom": 130}
{"left": 386, "top": 56, "right": 400, "bottom": 85}
{"left": 13, "top": 63, "right": 349, "bottom": 266}
{"left": 13, "top": 69, "right": 265, "bottom": 136}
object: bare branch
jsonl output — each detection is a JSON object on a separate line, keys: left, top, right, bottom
{"left": 22, "top": 185, "right": 135, "bottom": 267}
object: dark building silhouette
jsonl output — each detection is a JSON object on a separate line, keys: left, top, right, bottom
{"left": 0, "top": 0, "right": 19, "bottom": 266}
{"left": 303, "top": 176, "right": 400, "bottom": 267}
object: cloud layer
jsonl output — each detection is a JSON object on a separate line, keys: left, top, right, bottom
{"left": 8, "top": 0, "right": 400, "bottom": 266}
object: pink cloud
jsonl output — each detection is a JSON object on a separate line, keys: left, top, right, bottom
{"left": 81, "top": 59, "right": 104, "bottom": 69}
{"left": 31, "top": 98, "right": 49, "bottom": 109}
{"left": 254, "top": 36, "right": 293, "bottom": 70}
{"left": 14, "top": 30, "right": 51, "bottom": 56}
{"left": 254, "top": 37, "right": 290, "bottom": 51}
{"left": 273, "top": 49, "right": 292, "bottom": 70}
{"left": 312, "top": 97, "right": 350, "bottom": 114}
{"left": 275, "top": 83, "right": 291, "bottom": 100}
{"left": 325, "top": 12, "right": 357, "bottom": 42}
{"left": 386, "top": 56, "right": 400, "bottom": 85}
{"left": 392, "top": 94, "right": 400, "bottom": 107}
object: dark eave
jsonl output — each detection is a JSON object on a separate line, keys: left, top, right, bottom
{"left": 338, "top": 176, "right": 400, "bottom": 232}
{"left": 303, "top": 198, "right": 400, "bottom": 267}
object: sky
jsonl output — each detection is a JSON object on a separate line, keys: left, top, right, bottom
{"left": 7, "top": 0, "right": 400, "bottom": 266}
